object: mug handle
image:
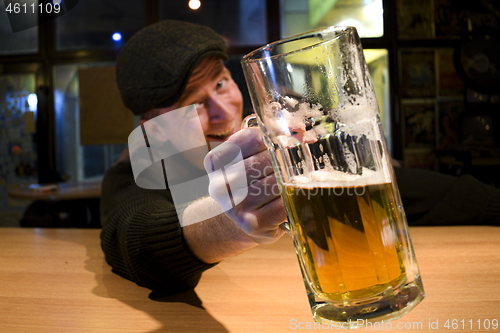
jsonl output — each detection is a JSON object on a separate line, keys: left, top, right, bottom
{"left": 240, "top": 114, "right": 292, "bottom": 235}
{"left": 240, "top": 114, "right": 258, "bottom": 130}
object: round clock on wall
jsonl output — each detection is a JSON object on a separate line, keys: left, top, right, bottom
{"left": 454, "top": 28, "right": 500, "bottom": 94}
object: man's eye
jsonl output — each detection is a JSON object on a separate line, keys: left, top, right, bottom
{"left": 216, "top": 78, "right": 228, "bottom": 90}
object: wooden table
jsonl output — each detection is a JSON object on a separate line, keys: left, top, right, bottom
{"left": 0, "top": 226, "right": 499, "bottom": 332}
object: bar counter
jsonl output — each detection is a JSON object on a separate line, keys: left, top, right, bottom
{"left": 0, "top": 226, "right": 499, "bottom": 332}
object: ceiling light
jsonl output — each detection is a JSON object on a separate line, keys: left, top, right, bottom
{"left": 189, "top": 0, "right": 201, "bottom": 10}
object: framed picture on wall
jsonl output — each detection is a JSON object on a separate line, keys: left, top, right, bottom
{"left": 396, "top": 0, "right": 433, "bottom": 40}
{"left": 403, "top": 102, "right": 436, "bottom": 148}
{"left": 437, "top": 49, "right": 465, "bottom": 97}
{"left": 400, "top": 51, "right": 436, "bottom": 98}
{"left": 434, "top": 0, "right": 468, "bottom": 38}
{"left": 437, "top": 101, "right": 465, "bottom": 150}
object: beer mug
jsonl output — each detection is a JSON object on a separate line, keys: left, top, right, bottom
{"left": 241, "top": 26, "right": 424, "bottom": 326}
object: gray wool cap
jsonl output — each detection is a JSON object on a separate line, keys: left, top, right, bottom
{"left": 116, "top": 20, "right": 228, "bottom": 115}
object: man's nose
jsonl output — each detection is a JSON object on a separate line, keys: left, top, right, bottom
{"left": 206, "top": 94, "right": 232, "bottom": 122}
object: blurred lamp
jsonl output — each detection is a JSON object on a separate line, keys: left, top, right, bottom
{"left": 112, "top": 32, "right": 122, "bottom": 41}
{"left": 189, "top": 0, "right": 201, "bottom": 10}
{"left": 28, "top": 93, "right": 38, "bottom": 112}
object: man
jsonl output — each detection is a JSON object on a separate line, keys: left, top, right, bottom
{"left": 100, "top": 20, "right": 285, "bottom": 295}
{"left": 101, "top": 20, "right": 500, "bottom": 296}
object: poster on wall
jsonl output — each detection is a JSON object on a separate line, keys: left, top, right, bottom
{"left": 437, "top": 101, "right": 465, "bottom": 150}
{"left": 403, "top": 102, "right": 436, "bottom": 148}
{"left": 400, "top": 51, "right": 436, "bottom": 98}
{"left": 437, "top": 49, "right": 465, "bottom": 97}
{"left": 396, "top": 0, "right": 433, "bottom": 40}
{"left": 434, "top": 0, "right": 468, "bottom": 37}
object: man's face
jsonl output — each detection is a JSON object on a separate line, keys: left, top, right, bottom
{"left": 151, "top": 60, "right": 244, "bottom": 169}
{"left": 180, "top": 65, "right": 244, "bottom": 143}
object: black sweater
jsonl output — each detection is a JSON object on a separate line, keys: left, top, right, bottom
{"left": 99, "top": 161, "right": 216, "bottom": 294}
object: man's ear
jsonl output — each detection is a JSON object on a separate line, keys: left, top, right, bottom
{"left": 141, "top": 106, "right": 176, "bottom": 143}
{"left": 142, "top": 117, "right": 170, "bottom": 144}
{"left": 139, "top": 108, "right": 174, "bottom": 145}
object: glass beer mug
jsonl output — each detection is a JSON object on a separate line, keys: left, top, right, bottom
{"left": 241, "top": 26, "right": 424, "bottom": 326}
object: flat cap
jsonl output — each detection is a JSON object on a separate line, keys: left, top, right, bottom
{"left": 116, "top": 20, "right": 228, "bottom": 115}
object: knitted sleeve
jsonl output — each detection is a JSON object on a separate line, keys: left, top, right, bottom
{"left": 99, "top": 162, "right": 217, "bottom": 294}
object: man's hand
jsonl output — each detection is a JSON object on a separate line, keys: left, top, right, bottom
{"left": 204, "top": 127, "right": 287, "bottom": 244}
{"left": 181, "top": 128, "right": 287, "bottom": 264}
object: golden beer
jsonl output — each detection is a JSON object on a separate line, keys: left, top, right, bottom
{"left": 284, "top": 181, "right": 406, "bottom": 302}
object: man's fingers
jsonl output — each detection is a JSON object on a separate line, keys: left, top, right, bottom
{"left": 228, "top": 197, "right": 287, "bottom": 243}
{"left": 245, "top": 150, "right": 275, "bottom": 184}
{"left": 246, "top": 173, "right": 282, "bottom": 206}
{"left": 204, "top": 128, "right": 266, "bottom": 173}
{"left": 255, "top": 196, "right": 288, "bottom": 227}
{"left": 204, "top": 141, "right": 242, "bottom": 173}
{"left": 203, "top": 126, "right": 287, "bottom": 244}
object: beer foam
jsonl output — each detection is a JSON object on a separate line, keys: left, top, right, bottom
{"left": 263, "top": 102, "right": 322, "bottom": 132}
{"left": 283, "top": 96, "right": 299, "bottom": 108}
{"left": 329, "top": 105, "right": 380, "bottom": 140}
{"left": 286, "top": 167, "right": 391, "bottom": 188}
{"left": 293, "top": 102, "right": 323, "bottom": 120}
{"left": 332, "top": 105, "right": 377, "bottom": 124}
{"left": 263, "top": 101, "right": 382, "bottom": 142}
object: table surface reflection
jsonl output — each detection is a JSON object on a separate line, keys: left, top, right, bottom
{"left": 0, "top": 226, "right": 499, "bottom": 332}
